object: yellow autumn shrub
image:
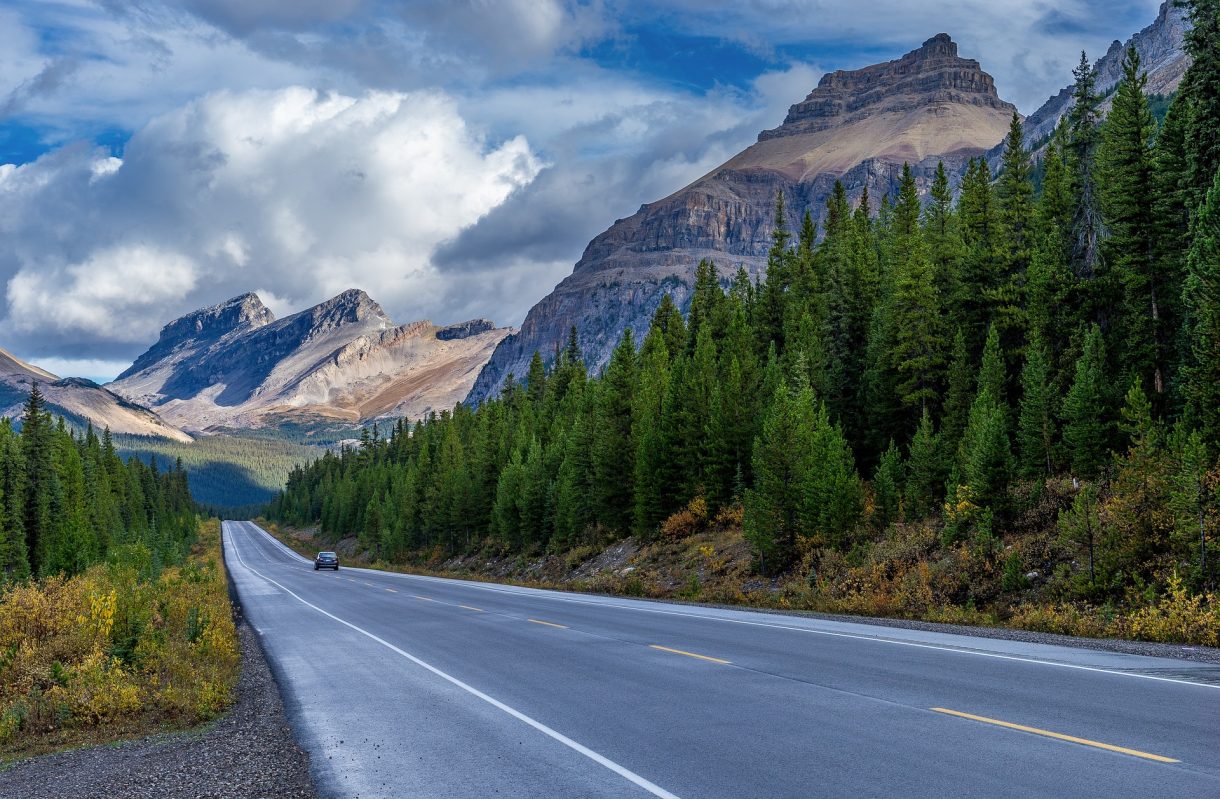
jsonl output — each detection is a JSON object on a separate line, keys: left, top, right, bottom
{"left": 0, "top": 519, "right": 239, "bottom": 753}
{"left": 1126, "top": 575, "right": 1220, "bottom": 647}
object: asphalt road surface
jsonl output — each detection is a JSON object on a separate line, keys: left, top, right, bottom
{"left": 223, "top": 520, "right": 1220, "bottom": 798}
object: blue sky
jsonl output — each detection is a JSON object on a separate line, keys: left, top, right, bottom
{"left": 0, "top": 0, "right": 1167, "bottom": 380}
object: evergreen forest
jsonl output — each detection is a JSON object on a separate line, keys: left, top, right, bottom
{"left": 0, "top": 385, "right": 197, "bottom": 583}
{"left": 269, "top": 9, "right": 1220, "bottom": 630}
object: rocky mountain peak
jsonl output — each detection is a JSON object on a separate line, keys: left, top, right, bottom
{"left": 762, "top": 31, "right": 1015, "bottom": 142}
{"left": 437, "top": 319, "right": 496, "bottom": 341}
{"left": 300, "top": 289, "right": 391, "bottom": 340}
{"left": 167, "top": 293, "right": 274, "bottom": 340}
{"left": 116, "top": 292, "right": 275, "bottom": 381}
{"left": 919, "top": 32, "right": 957, "bottom": 57}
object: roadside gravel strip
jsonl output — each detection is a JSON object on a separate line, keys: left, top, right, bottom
{"left": 0, "top": 619, "right": 317, "bottom": 799}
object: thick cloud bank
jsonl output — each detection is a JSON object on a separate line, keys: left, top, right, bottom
{"left": 0, "top": 87, "right": 541, "bottom": 369}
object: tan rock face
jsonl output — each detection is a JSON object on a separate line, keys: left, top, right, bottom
{"left": 764, "top": 34, "right": 1014, "bottom": 141}
{"left": 108, "top": 291, "right": 511, "bottom": 432}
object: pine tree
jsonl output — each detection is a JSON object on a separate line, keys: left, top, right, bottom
{"left": 1062, "top": 324, "right": 1112, "bottom": 478}
{"left": 1179, "top": 0, "right": 1220, "bottom": 211}
{"left": 21, "top": 384, "right": 56, "bottom": 575}
{"left": 1017, "top": 335, "right": 1057, "bottom": 479}
{"left": 1182, "top": 167, "right": 1220, "bottom": 450}
{"left": 890, "top": 164, "right": 948, "bottom": 421}
{"left": 940, "top": 328, "right": 975, "bottom": 457}
{"left": 744, "top": 382, "right": 812, "bottom": 573}
{"left": 1098, "top": 46, "right": 1165, "bottom": 401}
{"left": 993, "top": 113, "right": 1034, "bottom": 366}
{"left": 687, "top": 259, "right": 725, "bottom": 352}
{"left": 1067, "top": 51, "right": 1105, "bottom": 285}
{"left": 1029, "top": 133, "right": 1075, "bottom": 374}
{"left": 633, "top": 323, "right": 672, "bottom": 537}
{"left": 960, "top": 356, "right": 1014, "bottom": 516}
{"left": 592, "top": 329, "right": 637, "bottom": 532}
{"left": 0, "top": 421, "right": 28, "bottom": 580}
{"left": 757, "top": 192, "right": 795, "bottom": 353}
{"left": 924, "top": 161, "right": 962, "bottom": 303}
{"left": 977, "top": 325, "right": 1007, "bottom": 408}
{"left": 824, "top": 181, "right": 871, "bottom": 443}
{"left": 905, "top": 408, "right": 943, "bottom": 520}
{"left": 955, "top": 158, "right": 999, "bottom": 350}
{"left": 872, "top": 441, "right": 904, "bottom": 529}
{"left": 800, "top": 399, "right": 863, "bottom": 551}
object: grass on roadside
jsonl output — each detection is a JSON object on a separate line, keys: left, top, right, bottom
{"left": 0, "top": 519, "right": 240, "bottom": 762}
{"left": 259, "top": 516, "right": 1220, "bottom": 649}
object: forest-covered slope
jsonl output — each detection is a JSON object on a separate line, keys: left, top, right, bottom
{"left": 267, "top": 9, "right": 1220, "bottom": 642}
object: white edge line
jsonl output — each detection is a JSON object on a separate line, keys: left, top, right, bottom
{"left": 223, "top": 523, "right": 682, "bottom": 799}
{"left": 234, "top": 521, "right": 1220, "bottom": 692}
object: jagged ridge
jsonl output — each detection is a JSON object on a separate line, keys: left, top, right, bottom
{"left": 109, "top": 290, "right": 512, "bottom": 431}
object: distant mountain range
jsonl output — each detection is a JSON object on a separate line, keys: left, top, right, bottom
{"left": 468, "top": 1, "right": 1191, "bottom": 402}
{"left": 0, "top": 347, "right": 191, "bottom": 441}
{"left": 2, "top": 290, "right": 510, "bottom": 438}
{"left": 0, "top": 2, "right": 1191, "bottom": 442}
{"left": 107, "top": 289, "right": 510, "bottom": 433}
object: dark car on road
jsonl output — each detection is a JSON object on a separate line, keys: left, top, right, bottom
{"left": 314, "top": 551, "right": 339, "bottom": 570}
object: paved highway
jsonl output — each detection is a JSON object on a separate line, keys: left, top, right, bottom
{"left": 222, "top": 520, "right": 1220, "bottom": 798}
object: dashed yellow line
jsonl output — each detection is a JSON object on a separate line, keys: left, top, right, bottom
{"left": 459, "top": 605, "right": 484, "bottom": 612}
{"left": 649, "top": 645, "right": 730, "bottom": 665}
{"left": 930, "top": 708, "right": 1179, "bottom": 763}
{"left": 528, "top": 618, "right": 568, "bottom": 629}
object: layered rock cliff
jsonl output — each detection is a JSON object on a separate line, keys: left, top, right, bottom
{"left": 469, "top": 33, "right": 1017, "bottom": 401}
{"left": 109, "top": 290, "right": 512, "bottom": 431}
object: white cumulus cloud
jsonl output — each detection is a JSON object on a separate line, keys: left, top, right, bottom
{"left": 0, "top": 86, "right": 543, "bottom": 369}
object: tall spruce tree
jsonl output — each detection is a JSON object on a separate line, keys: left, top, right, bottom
{"left": 890, "top": 164, "right": 948, "bottom": 420}
{"left": 993, "top": 113, "right": 1035, "bottom": 361}
{"left": 1062, "top": 324, "right": 1112, "bottom": 478}
{"left": 744, "top": 382, "right": 813, "bottom": 573}
{"left": 1017, "top": 334, "right": 1058, "bottom": 479}
{"left": 1182, "top": 167, "right": 1220, "bottom": 450}
{"left": 1067, "top": 51, "right": 1105, "bottom": 286}
{"left": 1179, "top": 0, "right": 1220, "bottom": 211}
{"left": 592, "top": 329, "right": 637, "bottom": 532}
{"left": 955, "top": 158, "right": 999, "bottom": 351}
{"left": 1098, "top": 46, "right": 1166, "bottom": 402}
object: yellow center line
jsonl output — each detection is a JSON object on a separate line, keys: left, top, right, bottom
{"left": 930, "top": 708, "right": 1179, "bottom": 763}
{"left": 415, "top": 595, "right": 435, "bottom": 601}
{"left": 528, "top": 618, "right": 568, "bottom": 629}
{"left": 459, "top": 605, "right": 484, "bottom": 612}
{"left": 650, "top": 644, "right": 731, "bottom": 665}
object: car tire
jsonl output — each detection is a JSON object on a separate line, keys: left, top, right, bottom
{"left": 313, "top": 565, "right": 318, "bottom": 570}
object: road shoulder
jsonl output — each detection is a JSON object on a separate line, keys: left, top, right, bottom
{"left": 0, "top": 618, "right": 317, "bottom": 799}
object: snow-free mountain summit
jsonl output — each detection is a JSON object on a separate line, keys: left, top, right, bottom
{"left": 469, "top": 3, "right": 1190, "bottom": 403}
{"left": 108, "top": 290, "right": 511, "bottom": 432}
{"left": 469, "top": 32, "right": 1017, "bottom": 400}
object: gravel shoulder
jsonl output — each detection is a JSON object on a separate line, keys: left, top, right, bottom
{"left": 0, "top": 616, "right": 317, "bottom": 799}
